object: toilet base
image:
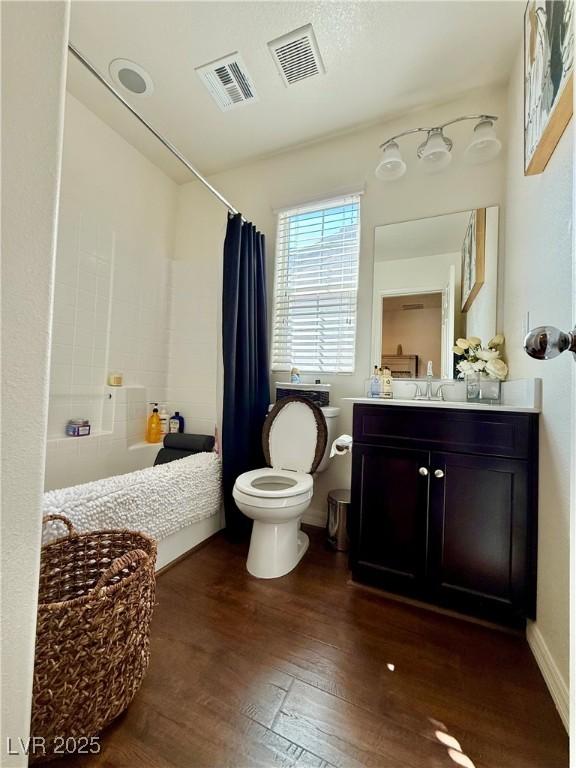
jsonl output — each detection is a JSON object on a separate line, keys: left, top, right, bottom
{"left": 246, "top": 519, "right": 309, "bottom": 579}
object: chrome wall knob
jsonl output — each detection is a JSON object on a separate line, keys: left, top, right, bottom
{"left": 418, "top": 467, "right": 429, "bottom": 476}
{"left": 434, "top": 469, "right": 445, "bottom": 478}
{"left": 524, "top": 325, "right": 576, "bottom": 360}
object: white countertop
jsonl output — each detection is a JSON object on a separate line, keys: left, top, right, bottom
{"left": 343, "top": 379, "right": 542, "bottom": 414}
{"left": 341, "top": 397, "right": 540, "bottom": 414}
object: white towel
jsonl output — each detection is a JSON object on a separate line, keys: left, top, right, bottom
{"left": 43, "top": 453, "right": 222, "bottom": 543}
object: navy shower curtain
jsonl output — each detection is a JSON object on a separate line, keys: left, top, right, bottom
{"left": 222, "top": 213, "right": 270, "bottom": 537}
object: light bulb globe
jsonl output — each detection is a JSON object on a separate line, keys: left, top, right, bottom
{"left": 417, "top": 130, "right": 452, "bottom": 174}
{"left": 465, "top": 119, "right": 502, "bottom": 163}
{"left": 375, "top": 142, "right": 407, "bottom": 181}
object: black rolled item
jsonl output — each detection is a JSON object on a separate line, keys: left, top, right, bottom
{"left": 163, "top": 433, "right": 215, "bottom": 452}
{"left": 153, "top": 434, "right": 215, "bottom": 467}
{"left": 154, "top": 448, "right": 197, "bottom": 465}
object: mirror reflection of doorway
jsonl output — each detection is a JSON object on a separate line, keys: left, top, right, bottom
{"left": 381, "top": 292, "right": 442, "bottom": 378}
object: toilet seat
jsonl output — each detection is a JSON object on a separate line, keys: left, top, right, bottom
{"left": 234, "top": 467, "right": 312, "bottom": 499}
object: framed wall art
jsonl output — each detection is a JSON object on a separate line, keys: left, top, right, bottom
{"left": 461, "top": 208, "right": 486, "bottom": 313}
{"left": 524, "top": 0, "right": 573, "bottom": 175}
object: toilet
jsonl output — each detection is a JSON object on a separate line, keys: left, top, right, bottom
{"left": 233, "top": 396, "right": 340, "bottom": 579}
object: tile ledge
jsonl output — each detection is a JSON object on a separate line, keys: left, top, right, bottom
{"left": 47, "top": 430, "right": 114, "bottom": 445}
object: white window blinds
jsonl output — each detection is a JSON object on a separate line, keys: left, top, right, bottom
{"left": 271, "top": 194, "right": 360, "bottom": 374}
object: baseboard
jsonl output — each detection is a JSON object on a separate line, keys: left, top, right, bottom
{"left": 302, "top": 507, "right": 326, "bottom": 528}
{"left": 526, "top": 621, "right": 569, "bottom": 731}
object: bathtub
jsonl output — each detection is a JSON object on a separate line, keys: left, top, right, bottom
{"left": 43, "top": 451, "right": 224, "bottom": 571}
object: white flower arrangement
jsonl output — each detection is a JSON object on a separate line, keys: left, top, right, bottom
{"left": 453, "top": 334, "right": 508, "bottom": 380}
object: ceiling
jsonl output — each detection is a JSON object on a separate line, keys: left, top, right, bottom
{"left": 375, "top": 210, "right": 472, "bottom": 261}
{"left": 67, "top": 1, "right": 523, "bottom": 181}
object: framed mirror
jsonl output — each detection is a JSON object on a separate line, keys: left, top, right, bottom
{"left": 371, "top": 207, "right": 499, "bottom": 379}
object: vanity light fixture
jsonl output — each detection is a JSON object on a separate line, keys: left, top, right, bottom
{"left": 375, "top": 114, "right": 501, "bottom": 181}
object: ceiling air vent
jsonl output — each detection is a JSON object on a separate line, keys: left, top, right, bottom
{"left": 268, "top": 24, "right": 325, "bottom": 86}
{"left": 196, "top": 53, "right": 257, "bottom": 112}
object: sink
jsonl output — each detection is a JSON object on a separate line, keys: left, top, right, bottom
{"left": 388, "top": 380, "right": 467, "bottom": 403}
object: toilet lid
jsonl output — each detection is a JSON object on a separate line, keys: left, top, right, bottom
{"left": 263, "top": 396, "right": 328, "bottom": 474}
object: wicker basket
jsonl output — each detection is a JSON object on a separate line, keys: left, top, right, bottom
{"left": 30, "top": 514, "right": 157, "bottom": 762}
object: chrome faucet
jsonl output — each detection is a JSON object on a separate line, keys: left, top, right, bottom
{"left": 415, "top": 361, "right": 438, "bottom": 401}
{"left": 436, "top": 382, "right": 455, "bottom": 401}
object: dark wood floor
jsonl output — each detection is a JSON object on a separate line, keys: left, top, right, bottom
{"left": 69, "top": 527, "right": 567, "bottom": 768}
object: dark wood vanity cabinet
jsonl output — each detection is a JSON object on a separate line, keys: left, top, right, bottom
{"left": 350, "top": 404, "right": 539, "bottom": 626}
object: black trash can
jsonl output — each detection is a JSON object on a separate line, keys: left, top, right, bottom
{"left": 326, "top": 489, "right": 351, "bottom": 551}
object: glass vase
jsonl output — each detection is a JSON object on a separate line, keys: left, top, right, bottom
{"left": 465, "top": 373, "right": 481, "bottom": 402}
{"left": 479, "top": 376, "right": 501, "bottom": 404}
{"left": 465, "top": 373, "right": 501, "bottom": 404}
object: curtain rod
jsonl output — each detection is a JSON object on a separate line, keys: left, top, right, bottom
{"left": 67, "top": 42, "right": 241, "bottom": 217}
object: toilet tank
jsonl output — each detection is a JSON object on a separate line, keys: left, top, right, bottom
{"left": 316, "top": 406, "right": 340, "bottom": 473}
{"left": 274, "top": 381, "right": 331, "bottom": 408}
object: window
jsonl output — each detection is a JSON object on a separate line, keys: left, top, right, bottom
{"left": 271, "top": 194, "right": 361, "bottom": 374}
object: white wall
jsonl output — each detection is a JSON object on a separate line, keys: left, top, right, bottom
{"left": 175, "top": 84, "right": 508, "bottom": 522}
{"left": 381, "top": 304, "right": 442, "bottom": 376}
{"left": 171, "top": 182, "right": 227, "bottom": 447}
{"left": 45, "top": 93, "right": 178, "bottom": 489}
{"left": 502, "top": 49, "right": 573, "bottom": 724}
{"left": 0, "top": 3, "right": 70, "bottom": 764}
{"left": 166, "top": 256, "right": 219, "bottom": 438}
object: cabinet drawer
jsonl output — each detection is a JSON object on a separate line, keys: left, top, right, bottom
{"left": 353, "top": 404, "right": 536, "bottom": 459}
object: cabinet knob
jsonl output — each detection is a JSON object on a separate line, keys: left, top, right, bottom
{"left": 418, "top": 467, "right": 429, "bottom": 476}
{"left": 434, "top": 469, "right": 445, "bottom": 479}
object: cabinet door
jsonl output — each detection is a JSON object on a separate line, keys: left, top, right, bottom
{"left": 428, "top": 452, "right": 531, "bottom": 624}
{"left": 351, "top": 444, "right": 430, "bottom": 595}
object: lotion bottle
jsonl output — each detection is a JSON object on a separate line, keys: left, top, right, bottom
{"left": 146, "top": 407, "right": 162, "bottom": 443}
{"left": 169, "top": 411, "right": 185, "bottom": 433}
{"left": 381, "top": 367, "right": 393, "bottom": 399}
{"left": 159, "top": 405, "right": 169, "bottom": 435}
{"left": 370, "top": 366, "right": 381, "bottom": 397}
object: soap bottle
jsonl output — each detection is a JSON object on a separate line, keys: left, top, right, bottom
{"left": 158, "top": 405, "right": 169, "bottom": 435}
{"left": 381, "top": 367, "right": 393, "bottom": 399}
{"left": 169, "top": 411, "right": 185, "bottom": 433}
{"left": 146, "top": 407, "right": 163, "bottom": 443}
{"left": 370, "top": 366, "right": 381, "bottom": 397}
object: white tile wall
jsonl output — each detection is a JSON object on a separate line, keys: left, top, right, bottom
{"left": 45, "top": 200, "right": 190, "bottom": 488}
{"left": 45, "top": 94, "right": 221, "bottom": 491}
{"left": 45, "top": 217, "right": 216, "bottom": 488}
{"left": 48, "top": 201, "right": 173, "bottom": 439}
{"left": 48, "top": 208, "right": 113, "bottom": 437}
{"left": 45, "top": 386, "right": 160, "bottom": 490}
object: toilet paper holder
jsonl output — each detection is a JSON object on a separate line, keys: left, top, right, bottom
{"left": 330, "top": 434, "right": 353, "bottom": 457}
